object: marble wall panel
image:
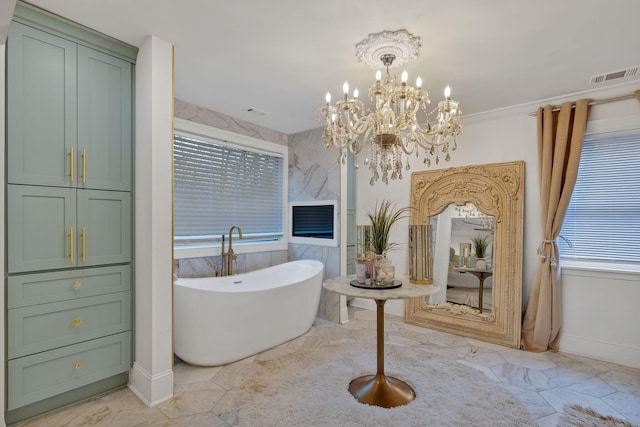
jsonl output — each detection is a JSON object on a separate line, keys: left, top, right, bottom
{"left": 174, "top": 256, "right": 217, "bottom": 278}
{"left": 174, "top": 98, "right": 288, "bottom": 147}
{"left": 174, "top": 250, "right": 289, "bottom": 278}
{"left": 288, "top": 129, "right": 342, "bottom": 323}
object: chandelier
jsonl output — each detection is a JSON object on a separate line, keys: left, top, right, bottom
{"left": 320, "top": 30, "right": 462, "bottom": 185}
{"left": 456, "top": 203, "right": 494, "bottom": 231}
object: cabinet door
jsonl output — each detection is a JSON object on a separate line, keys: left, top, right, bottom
{"left": 77, "top": 190, "right": 131, "bottom": 266}
{"left": 77, "top": 46, "right": 132, "bottom": 191}
{"left": 8, "top": 185, "right": 77, "bottom": 273}
{"left": 7, "top": 23, "right": 77, "bottom": 187}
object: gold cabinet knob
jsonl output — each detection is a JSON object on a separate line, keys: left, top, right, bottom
{"left": 73, "top": 318, "right": 81, "bottom": 326}
{"left": 74, "top": 363, "right": 81, "bottom": 370}
{"left": 72, "top": 282, "right": 81, "bottom": 290}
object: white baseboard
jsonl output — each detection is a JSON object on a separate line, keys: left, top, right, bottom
{"left": 350, "top": 298, "right": 405, "bottom": 317}
{"left": 559, "top": 334, "right": 640, "bottom": 369}
{"left": 128, "top": 362, "right": 174, "bottom": 407}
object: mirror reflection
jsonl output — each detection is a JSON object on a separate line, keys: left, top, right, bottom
{"left": 429, "top": 203, "right": 494, "bottom": 313}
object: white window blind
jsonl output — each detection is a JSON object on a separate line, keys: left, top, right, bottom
{"left": 559, "top": 132, "right": 640, "bottom": 263}
{"left": 174, "top": 133, "right": 284, "bottom": 246}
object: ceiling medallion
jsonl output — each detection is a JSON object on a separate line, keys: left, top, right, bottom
{"left": 319, "top": 29, "right": 462, "bottom": 185}
{"left": 355, "top": 29, "right": 421, "bottom": 69}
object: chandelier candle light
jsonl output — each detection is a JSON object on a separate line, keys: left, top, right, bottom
{"left": 320, "top": 30, "right": 462, "bottom": 185}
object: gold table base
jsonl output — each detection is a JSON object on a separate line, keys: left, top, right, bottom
{"left": 348, "top": 299, "right": 416, "bottom": 408}
{"left": 349, "top": 373, "right": 416, "bottom": 408}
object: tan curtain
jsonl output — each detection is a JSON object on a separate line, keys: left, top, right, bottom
{"left": 521, "top": 99, "right": 590, "bottom": 352}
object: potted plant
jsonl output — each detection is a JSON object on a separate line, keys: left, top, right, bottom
{"left": 472, "top": 234, "right": 490, "bottom": 269}
{"left": 367, "top": 200, "right": 412, "bottom": 255}
{"left": 366, "top": 200, "right": 412, "bottom": 284}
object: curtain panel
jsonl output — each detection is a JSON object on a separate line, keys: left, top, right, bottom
{"left": 521, "top": 99, "right": 590, "bottom": 352}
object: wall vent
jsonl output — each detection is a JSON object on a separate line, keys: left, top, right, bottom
{"left": 245, "top": 107, "right": 267, "bottom": 116}
{"left": 590, "top": 66, "right": 639, "bottom": 85}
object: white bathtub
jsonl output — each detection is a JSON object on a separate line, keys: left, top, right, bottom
{"left": 174, "top": 260, "right": 324, "bottom": 366}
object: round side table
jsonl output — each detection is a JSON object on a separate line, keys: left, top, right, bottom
{"left": 323, "top": 276, "right": 438, "bottom": 408}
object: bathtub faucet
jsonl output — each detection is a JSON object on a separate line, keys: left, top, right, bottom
{"left": 226, "top": 225, "right": 243, "bottom": 276}
{"left": 220, "top": 234, "right": 226, "bottom": 276}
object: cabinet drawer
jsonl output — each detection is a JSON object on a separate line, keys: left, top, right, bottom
{"left": 8, "top": 265, "right": 131, "bottom": 308}
{"left": 8, "top": 332, "right": 131, "bottom": 410}
{"left": 8, "top": 292, "right": 131, "bottom": 359}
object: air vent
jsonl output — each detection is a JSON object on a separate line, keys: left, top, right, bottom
{"left": 245, "top": 107, "right": 267, "bottom": 116}
{"left": 590, "top": 66, "right": 639, "bottom": 85}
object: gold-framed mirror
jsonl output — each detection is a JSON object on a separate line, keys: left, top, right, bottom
{"left": 405, "top": 161, "right": 524, "bottom": 348}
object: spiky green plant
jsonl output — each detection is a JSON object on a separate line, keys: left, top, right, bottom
{"left": 367, "top": 200, "right": 412, "bottom": 255}
{"left": 472, "top": 234, "right": 490, "bottom": 259}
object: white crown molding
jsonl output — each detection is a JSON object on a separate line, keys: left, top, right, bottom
{"left": 461, "top": 80, "right": 640, "bottom": 124}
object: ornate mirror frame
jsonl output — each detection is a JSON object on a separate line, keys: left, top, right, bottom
{"left": 405, "top": 161, "right": 524, "bottom": 348}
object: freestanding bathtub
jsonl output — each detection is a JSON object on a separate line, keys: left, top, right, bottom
{"left": 174, "top": 259, "right": 324, "bottom": 366}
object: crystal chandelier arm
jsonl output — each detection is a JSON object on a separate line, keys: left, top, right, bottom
{"left": 400, "top": 132, "right": 418, "bottom": 155}
{"left": 350, "top": 114, "right": 369, "bottom": 136}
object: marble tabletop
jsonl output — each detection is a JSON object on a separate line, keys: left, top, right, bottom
{"left": 323, "top": 275, "right": 439, "bottom": 300}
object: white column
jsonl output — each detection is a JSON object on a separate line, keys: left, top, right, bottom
{"left": 129, "top": 36, "right": 174, "bottom": 407}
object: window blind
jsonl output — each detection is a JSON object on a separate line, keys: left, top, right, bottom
{"left": 559, "top": 132, "right": 640, "bottom": 263}
{"left": 174, "top": 134, "right": 284, "bottom": 245}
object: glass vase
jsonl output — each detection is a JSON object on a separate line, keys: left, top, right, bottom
{"left": 374, "top": 254, "right": 395, "bottom": 286}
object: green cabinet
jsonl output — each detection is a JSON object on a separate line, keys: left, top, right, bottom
{"left": 78, "top": 47, "right": 132, "bottom": 191}
{"left": 7, "top": 22, "right": 77, "bottom": 188}
{"left": 7, "top": 185, "right": 76, "bottom": 273}
{"left": 6, "top": 265, "right": 132, "bottom": 411}
{"left": 77, "top": 190, "right": 131, "bottom": 266}
{"left": 8, "top": 265, "right": 131, "bottom": 308}
{"left": 8, "top": 186, "right": 131, "bottom": 273}
{"left": 8, "top": 332, "right": 131, "bottom": 410}
{"left": 5, "top": 4, "right": 136, "bottom": 418}
{"left": 7, "top": 22, "right": 132, "bottom": 191}
{"left": 8, "top": 292, "right": 131, "bottom": 360}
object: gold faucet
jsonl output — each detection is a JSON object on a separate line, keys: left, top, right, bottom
{"left": 227, "top": 225, "right": 243, "bottom": 275}
{"left": 220, "top": 234, "right": 226, "bottom": 276}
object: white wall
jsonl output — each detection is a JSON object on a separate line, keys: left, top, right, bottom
{"left": 355, "top": 81, "right": 640, "bottom": 366}
{"left": 561, "top": 266, "right": 640, "bottom": 368}
{"left": 129, "top": 35, "right": 174, "bottom": 406}
{"left": 0, "top": 0, "right": 16, "bottom": 43}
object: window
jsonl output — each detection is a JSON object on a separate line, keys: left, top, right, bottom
{"left": 558, "top": 130, "right": 640, "bottom": 263}
{"left": 173, "top": 119, "right": 288, "bottom": 257}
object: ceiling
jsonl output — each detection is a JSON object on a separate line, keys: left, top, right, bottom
{"left": 23, "top": 0, "right": 640, "bottom": 135}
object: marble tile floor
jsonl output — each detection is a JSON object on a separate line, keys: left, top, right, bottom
{"left": 15, "top": 306, "right": 640, "bottom": 426}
